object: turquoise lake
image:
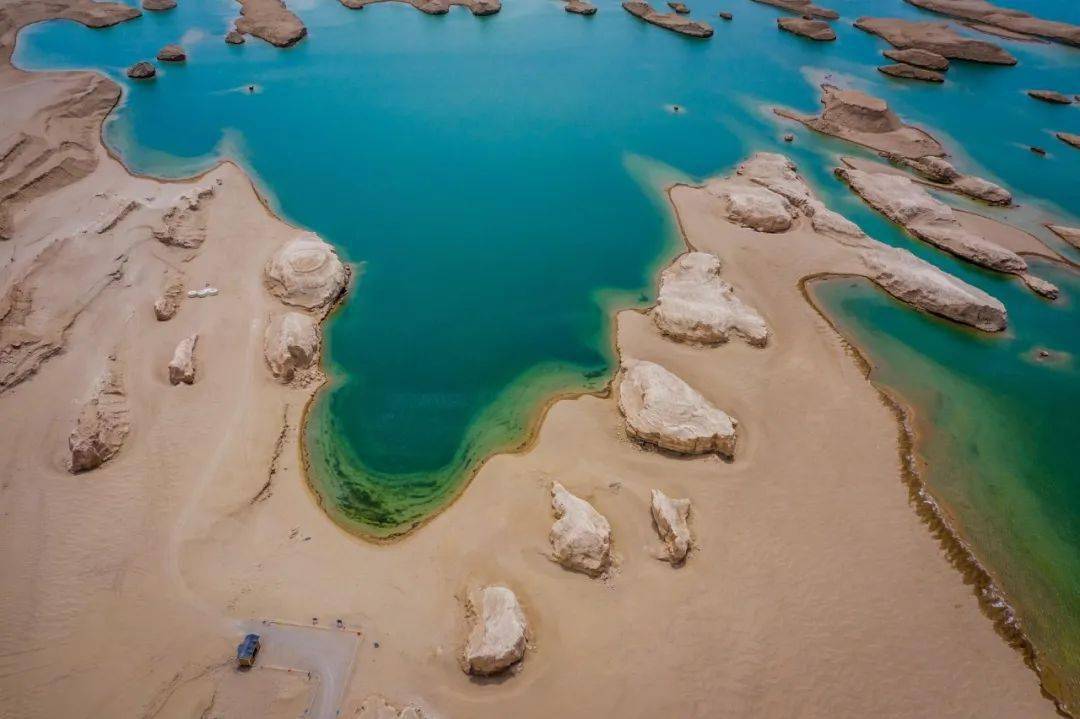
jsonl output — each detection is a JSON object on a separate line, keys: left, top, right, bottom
{"left": 14, "top": 0, "right": 1079, "bottom": 708}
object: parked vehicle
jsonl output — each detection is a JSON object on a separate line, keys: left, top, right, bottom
{"left": 237, "top": 633, "right": 260, "bottom": 667}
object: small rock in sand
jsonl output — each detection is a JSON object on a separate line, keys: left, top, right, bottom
{"left": 225, "top": 29, "right": 245, "bottom": 44}
{"left": 617, "top": 358, "right": 738, "bottom": 457}
{"left": 777, "top": 17, "right": 836, "bottom": 42}
{"left": 265, "top": 234, "right": 348, "bottom": 310}
{"left": 154, "top": 277, "right": 184, "bottom": 321}
{"left": 463, "top": 586, "right": 527, "bottom": 676}
{"left": 142, "top": 0, "right": 176, "bottom": 10}
{"left": 549, "top": 483, "right": 612, "bottom": 576}
{"left": 356, "top": 695, "right": 431, "bottom": 719}
{"left": 168, "top": 334, "right": 198, "bottom": 385}
{"left": 878, "top": 63, "right": 944, "bottom": 83}
{"left": 652, "top": 252, "right": 769, "bottom": 347}
{"left": 126, "top": 62, "right": 156, "bottom": 79}
{"left": 651, "top": 489, "right": 692, "bottom": 564}
{"left": 883, "top": 47, "right": 949, "bottom": 71}
{"left": 156, "top": 44, "right": 186, "bottom": 62}
{"left": 264, "top": 312, "right": 321, "bottom": 382}
{"left": 69, "top": 365, "right": 130, "bottom": 473}
{"left": 1026, "top": 90, "right": 1073, "bottom": 105}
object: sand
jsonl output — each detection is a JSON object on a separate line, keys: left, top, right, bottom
{"left": 0, "top": 3, "right": 1065, "bottom": 718}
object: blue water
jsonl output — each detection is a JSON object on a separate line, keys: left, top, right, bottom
{"left": 13, "top": 0, "right": 1080, "bottom": 707}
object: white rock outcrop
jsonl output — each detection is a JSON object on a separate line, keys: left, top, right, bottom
{"left": 154, "top": 276, "right": 184, "bottom": 321}
{"left": 651, "top": 489, "right": 692, "bottom": 564}
{"left": 549, "top": 482, "right": 612, "bottom": 576}
{"left": 168, "top": 334, "right": 198, "bottom": 385}
{"left": 1047, "top": 224, "right": 1080, "bottom": 251}
{"left": 883, "top": 153, "right": 1012, "bottom": 205}
{"left": 704, "top": 181, "right": 796, "bottom": 233}
{"left": 69, "top": 365, "right": 130, "bottom": 473}
{"left": 265, "top": 234, "right": 347, "bottom": 310}
{"left": 153, "top": 187, "right": 213, "bottom": 248}
{"left": 463, "top": 586, "right": 527, "bottom": 676}
{"left": 617, "top": 358, "right": 737, "bottom": 457}
{"left": 652, "top": 252, "right": 769, "bottom": 347}
{"left": 860, "top": 246, "right": 1007, "bottom": 332}
{"left": 264, "top": 312, "right": 320, "bottom": 382}
{"left": 836, "top": 168, "right": 1026, "bottom": 274}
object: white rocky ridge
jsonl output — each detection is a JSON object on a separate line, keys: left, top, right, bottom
{"left": 859, "top": 247, "right": 1007, "bottom": 331}
{"left": 652, "top": 252, "right": 769, "bottom": 347}
{"left": 168, "top": 334, "right": 198, "bottom": 385}
{"left": 651, "top": 489, "right": 692, "bottom": 564}
{"left": 264, "top": 312, "right": 320, "bottom": 382}
{"left": 265, "top": 234, "right": 348, "bottom": 310}
{"left": 699, "top": 153, "right": 1011, "bottom": 332}
{"left": 883, "top": 153, "right": 1012, "bottom": 205}
{"left": 69, "top": 364, "right": 130, "bottom": 473}
{"left": 835, "top": 167, "right": 1027, "bottom": 274}
{"left": 153, "top": 186, "right": 213, "bottom": 248}
{"left": 617, "top": 358, "right": 738, "bottom": 457}
{"left": 549, "top": 482, "right": 612, "bottom": 576}
{"left": 463, "top": 586, "right": 527, "bottom": 676}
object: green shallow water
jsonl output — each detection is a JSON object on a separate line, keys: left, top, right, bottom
{"left": 13, "top": 0, "right": 1080, "bottom": 707}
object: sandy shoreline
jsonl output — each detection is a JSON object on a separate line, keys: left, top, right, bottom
{"left": 0, "top": 4, "right": 1072, "bottom": 719}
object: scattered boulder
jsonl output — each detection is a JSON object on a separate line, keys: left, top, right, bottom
{"left": 783, "top": 132, "right": 794, "bottom": 142}
{"left": 651, "top": 489, "right": 692, "bottom": 564}
{"left": 878, "top": 63, "right": 945, "bottom": 82}
{"left": 1047, "top": 224, "right": 1080, "bottom": 250}
{"left": 617, "top": 358, "right": 738, "bottom": 457}
{"left": 1055, "top": 132, "right": 1080, "bottom": 150}
{"left": 463, "top": 586, "right": 527, "bottom": 676}
{"left": 883, "top": 47, "right": 949, "bottom": 70}
{"left": 652, "top": 252, "right": 769, "bottom": 347}
{"left": 718, "top": 10, "right": 732, "bottom": 19}
{"left": 225, "top": 29, "right": 246, "bottom": 44}
{"left": 565, "top": 0, "right": 597, "bottom": 13}
{"left": 777, "top": 17, "right": 836, "bottom": 41}
{"left": 154, "top": 277, "right": 184, "bottom": 321}
{"left": 621, "top": 1, "right": 713, "bottom": 37}
{"left": 168, "top": 334, "right": 198, "bottom": 385}
{"left": 751, "top": 0, "right": 837, "bottom": 19}
{"left": 265, "top": 234, "right": 348, "bottom": 310}
{"left": 549, "top": 483, "right": 612, "bottom": 576}
{"left": 1021, "top": 273, "right": 1059, "bottom": 300}
{"left": 667, "top": 1, "right": 689, "bottom": 12}
{"left": 264, "top": 312, "right": 320, "bottom": 382}
{"left": 1030, "top": 145, "right": 1046, "bottom": 156}
{"left": 69, "top": 364, "right": 130, "bottom": 473}
{"left": 153, "top": 186, "right": 213, "bottom": 248}
{"left": 156, "top": 44, "right": 186, "bottom": 62}
{"left": 126, "top": 61, "right": 156, "bottom": 79}
{"left": 853, "top": 17, "right": 1017, "bottom": 64}
{"left": 143, "top": 0, "right": 176, "bottom": 10}
{"left": 1027, "top": 89, "right": 1072, "bottom": 105}
{"left": 704, "top": 181, "right": 796, "bottom": 232}
{"left": 860, "top": 246, "right": 1007, "bottom": 331}
{"left": 835, "top": 167, "right": 1027, "bottom": 274}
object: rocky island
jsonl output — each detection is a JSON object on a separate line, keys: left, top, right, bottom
{"left": 622, "top": 1, "right": 714, "bottom": 37}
